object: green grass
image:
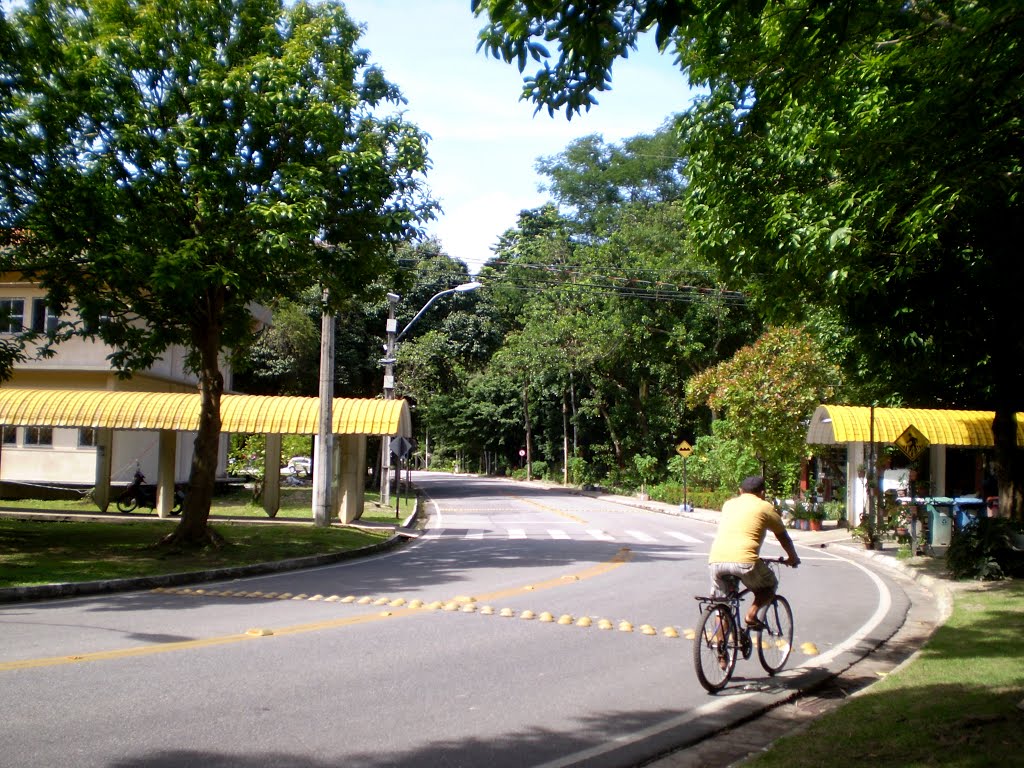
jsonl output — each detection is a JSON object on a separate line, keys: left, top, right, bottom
{"left": 747, "top": 580, "right": 1024, "bottom": 768}
{"left": 0, "top": 519, "right": 392, "bottom": 587}
{"left": 0, "top": 484, "right": 415, "bottom": 522}
{"left": 0, "top": 485, "right": 416, "bottom": 588}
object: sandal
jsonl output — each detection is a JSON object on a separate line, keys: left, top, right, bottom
{"left": 746, "top": 618, "right": 767, "bottom": 631}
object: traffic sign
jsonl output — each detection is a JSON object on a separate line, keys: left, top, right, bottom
{"left": 894, "top": 424, "right": 929, "bottom": 462}
{"left": 390, "top": 435, "right": 413, "bottom": 460}
{"left": 675, "top": 440, "right": 693, "bottom": 458}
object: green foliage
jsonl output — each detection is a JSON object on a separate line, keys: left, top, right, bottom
{"left": 0, "top": 0, "right": 435, "bottom": 536}
{"left": 566, "top": 456, "right": 591, "bottom": 486}
{"left": 685, "top": 420, "right": 760, "bottom": 493}
{"left": 530, "top": 459, "right": 549, "bottom": 480}
{"left": 686, "top": 327, "right": 840, "bottom": 496}
{"left": 946, "top": 518, "right": 1024, "bottom": 581}
{"left": 822, "top": 501, "right": 846, "bottom": 522}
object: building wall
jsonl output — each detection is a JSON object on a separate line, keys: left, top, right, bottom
{"left": 0, "top": 280, "right": 232, "bottom": 491}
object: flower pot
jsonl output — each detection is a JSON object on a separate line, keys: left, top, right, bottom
{"left": 809, "top": 519, "right": 822, "bottom": 532}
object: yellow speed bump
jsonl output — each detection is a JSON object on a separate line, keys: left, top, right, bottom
{"left": 662, "top": 627, "right": 680, "bottom": 639}
{"left": 389, "top": 598, "right": 406, "bottom": 607}
{"left": 426, "top": 601, "right": 444, "bottom": 610}
{"left": 442, "top": 601, "right": 461, "bottom": 612}
{"left": 618, "top": 621, "right": 634, "bottom": 633}
{"left": 640, "top": 624, "right": 657, "bottom": 636}
{"left": 576, "top": 617, "right": 592, "bottom": 628}
{"left": 538, "top": 612, "right": 555, "bottom": 623}
{"left": 557, "top": 615, "right": 574, "bottom": 625}
{"left": 800, "top": 641, "right": 818, "bottom": 656}
{"left": 373, "top": 597, "right": 390, "bottom": 606}
{"left": 480, "top": 605, "right": 495, "bottom": 615}
{"left": 499, "top": 608, "right": 515, "bottom": 617}
{"left": 341, "top": 596, "right": 357, "bottom": 603}
{"left": 520, "top": 610, "right": 536, "bottom": 620}
{"left": 598, "top": 619, "right": 613, "bottom": 630}
{"left": 683, "top": 628, "right": 695, "bottom": 640}
{"left": 408, "top": 599, "right": 424, "bottom": 609}
{"left": 461, "top": 604, "right": 477, "bottom": 613}
{"left": 453, "top": 595, "right": 476, "bottom": 604}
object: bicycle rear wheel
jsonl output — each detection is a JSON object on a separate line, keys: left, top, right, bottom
{"left": 116, "top": 493, "right": 138, "bottom": 513}
{"left": 756, "top": 595, "right": 794, "bottom": 675}
{"left": 693, "top": 603, "right": 737, "bottom": 693}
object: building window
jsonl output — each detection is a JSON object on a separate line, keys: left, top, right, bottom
{"left": 78, "top": 427, "right": 96, "bottom": 447}
{"left": 24, "top": 426, "right": 53, "bottom": 447}
{"left": 0, "top": 299, "right": 25, "bottom": 333}
{"left": 1, "top": 425, "right": 16, "bottom": 445}
{"left": 31, "top": 299, "right": 60, "bottom": 335}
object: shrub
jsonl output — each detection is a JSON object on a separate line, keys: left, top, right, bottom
{"left": 530, "top": 460, "right": 549, "bottom": 479}
{"left": 946, "top": 517, "right": 1024, "bottom": 580}
{"left": 566, "top": 456, "right": 590, "bottom": 486}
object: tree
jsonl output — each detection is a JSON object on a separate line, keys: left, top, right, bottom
{"left": 0, "top": 0, "right": 435, "bottom": 544}
{"left": 686, "top": 326, "right": 842, "bottom": 496}
{"left": 473, "top": 0, "right": 1024, "bottom": 518}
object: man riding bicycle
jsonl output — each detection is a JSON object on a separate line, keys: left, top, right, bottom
{"left": 708, "top": 475, "right": 800, "bottom": 629}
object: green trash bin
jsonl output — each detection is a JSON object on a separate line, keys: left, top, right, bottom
{"left": 927, "top": 503, "right": 953, "bottom": 547}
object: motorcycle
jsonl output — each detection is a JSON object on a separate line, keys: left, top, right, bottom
{"left": 116, "top": 467, "right": 185, "bottom": 515}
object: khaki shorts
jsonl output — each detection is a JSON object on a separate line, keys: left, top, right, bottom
{"left": 709, "top": 560, "right": 778, "bottom": 597}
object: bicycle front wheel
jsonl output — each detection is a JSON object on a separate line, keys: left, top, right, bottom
{"left": 757, "top": 595, "right": 794, "bottom": 675}
{"left": 693, "top": 603, "right": 737, "bottom": 693}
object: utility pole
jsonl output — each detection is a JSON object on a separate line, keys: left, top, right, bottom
{"left": 381, "top": 292, "right": 399, "bottom": 507}
{"left": 313, "top": 288, "right": 334, "bottom": 527}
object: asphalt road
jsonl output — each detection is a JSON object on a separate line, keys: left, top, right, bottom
{"left": 0, "top": 473, "right": 915, "bottom": 767}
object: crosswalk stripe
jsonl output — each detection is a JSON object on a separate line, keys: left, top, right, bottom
{"left": 666, "top": 531, "right": 703, "bottom": 544}
{"left": 587, "top": 529, "right": 615, "bottom": 541}
{"left": 626, "top": 530, "right": 657, "bottom": 542}
{"left": 508, "top": 528, "right": 527, "bottom": 539}
{"left": 547, "top": 529, "right": 571, "bottom": 540}
{"left": 465, "top": 530, "right": 485, "bottom": 539}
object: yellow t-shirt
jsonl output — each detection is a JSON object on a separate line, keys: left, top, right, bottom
{"left": 708, "top": 492, "right": 786, "bottom": 564}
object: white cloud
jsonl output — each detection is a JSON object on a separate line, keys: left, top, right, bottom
{"left": 343, "top": 0, "right": 698, "bottom": 273}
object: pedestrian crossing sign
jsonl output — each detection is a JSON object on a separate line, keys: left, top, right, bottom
{"left": 894, "top": 424, "right": 929, "bottom": 462}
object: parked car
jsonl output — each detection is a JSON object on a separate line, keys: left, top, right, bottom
{"left": 286, "top": 456, "right": 312, "bottom": 477}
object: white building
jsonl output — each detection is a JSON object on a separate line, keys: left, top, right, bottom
{"left": 0, "top": 278, "right": 231, "bottom": 497}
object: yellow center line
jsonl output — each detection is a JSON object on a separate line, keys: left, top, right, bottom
{"left": 0, "top": 549, "right": 633, "bottom": 672}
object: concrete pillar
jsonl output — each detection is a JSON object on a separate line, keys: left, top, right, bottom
{"left": 338, "top": 434, "right": 367, "bottom": 524}
{"left": 93, "top": 428, "right": 113, "bottom": 512}
{"left": 156, "top": 429, "right": 176, "bottom": 518}
{"left": 263, "top": 433, "right": 282, "bottom": 518}
{"left": 846, "top": 441, "right": 867, "bottom": 527}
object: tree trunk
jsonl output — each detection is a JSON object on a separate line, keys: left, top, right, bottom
{"left": 163, "top": 307, "right": 225, "bottom": 548}
{"left": 992, "top": 407, "right": 1022, "bottom": 521}
{"left": 599, "top": 403, "right": 624, "bottom": 467}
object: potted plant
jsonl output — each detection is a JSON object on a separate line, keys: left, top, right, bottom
{"left": 808, "top": 503, "right": 825, "bottom": 532}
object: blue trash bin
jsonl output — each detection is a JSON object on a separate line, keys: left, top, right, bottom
{"left": 952, "top": 497, "right": 985, "bottom": 529}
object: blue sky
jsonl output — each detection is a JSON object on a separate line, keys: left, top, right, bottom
{"left": 342, "top": 1, "right": 699, "bottom": 273}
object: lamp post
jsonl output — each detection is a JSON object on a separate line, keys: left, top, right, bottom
{"left": 380, "top": 281, "right": 481, "bottom": 506}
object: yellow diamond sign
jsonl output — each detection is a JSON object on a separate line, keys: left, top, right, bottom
{"left": 675, "top": 440, "right": 693, "bottom": 458}
{"left": 894, "top": 424, "right": 929, "bottom": 462}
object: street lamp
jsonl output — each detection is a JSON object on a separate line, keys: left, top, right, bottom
{"left": 380, "top": 281, "right": 482, "bottom": 505}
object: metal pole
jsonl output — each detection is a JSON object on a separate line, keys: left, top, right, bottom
{"left": 313, "top": 289, "right": 334, "bottom": 527}
{"left": 381, "top": 293, "right": 398, "bottom": 507}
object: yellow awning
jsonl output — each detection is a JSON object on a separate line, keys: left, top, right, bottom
{"left": 806, "top": 405, "right": 1024, "bottom": 447}
{"left": 0, "top": 388, "right": 411, "bottom": 436}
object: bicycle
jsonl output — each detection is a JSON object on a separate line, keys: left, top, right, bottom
{"left": 692, "top": 557, "right": 795, "bottom": 693}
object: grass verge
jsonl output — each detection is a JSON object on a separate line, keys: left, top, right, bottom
{"left": 0, "top": 485, "right": 415, "bottom": 587}
{"left": 747, "top": 580, "right": 1024, "bottom": 768}
{"left": 0, "top": 519, "right": 392, "bottom": 587}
